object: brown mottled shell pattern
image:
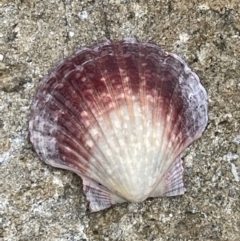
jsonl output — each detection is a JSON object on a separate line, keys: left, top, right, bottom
{"left": 29, "top": 38, "right": 208, "bottom": 212}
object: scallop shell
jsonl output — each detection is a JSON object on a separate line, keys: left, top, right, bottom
{"left": 29, "top": 38, "right": 208, "bottom": 212}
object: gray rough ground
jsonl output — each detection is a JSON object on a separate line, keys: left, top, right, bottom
{"left": 0, "top": 0, "right": 240, "bottom": 240}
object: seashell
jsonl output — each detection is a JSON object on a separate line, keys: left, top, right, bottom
{"left": 29, "top": 38, "right": 208, "bottom": 212}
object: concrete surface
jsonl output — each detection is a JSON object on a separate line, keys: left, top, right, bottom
{"left": 0, "top": 0, "right": 240, "bottom": 240}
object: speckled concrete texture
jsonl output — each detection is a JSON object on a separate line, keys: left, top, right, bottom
{"left": 0, "top": 0, "right": 240, "bottom": 240}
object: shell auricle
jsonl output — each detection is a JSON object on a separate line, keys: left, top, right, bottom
{"left": 29, "top": 38, "right": 208, "bottom": 212}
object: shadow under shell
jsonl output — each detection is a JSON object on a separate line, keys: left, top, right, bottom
{"left": 29, "top": 37, "right": 208, "bottom": 212}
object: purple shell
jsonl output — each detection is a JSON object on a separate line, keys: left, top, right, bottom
{"left": 29, "top": 38, "right": 208, "bottom": 212}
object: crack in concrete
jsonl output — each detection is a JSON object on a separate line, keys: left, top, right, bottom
{"left": 101, "top": 0, "right": 111, "bottom": 39}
